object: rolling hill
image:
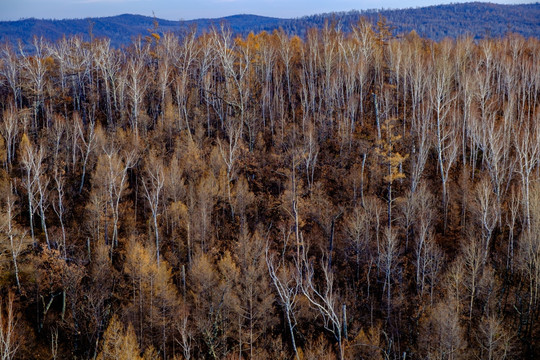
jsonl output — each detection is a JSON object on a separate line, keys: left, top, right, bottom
{"left": 1, "top": 2, "right": 538, "bottom": 48}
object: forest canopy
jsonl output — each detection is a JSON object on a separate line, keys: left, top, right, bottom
{"left": 0, "top": 19, "right": 539, "bottom": 359}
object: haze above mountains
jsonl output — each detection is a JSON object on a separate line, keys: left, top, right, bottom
{"left": 1, "top": 2, "right": 539, "bottom": 48}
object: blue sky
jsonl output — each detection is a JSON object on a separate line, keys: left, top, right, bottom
{"left": 0, "top": 0, "right": 533, "bottom": 21}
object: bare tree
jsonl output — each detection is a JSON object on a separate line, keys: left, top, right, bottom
{"left": 404, "top": 34, "right": 428, "bottom": 136}
{"left": 400, "top": 189, "right": 417, "bottom": 250}
{"left": 336, "top": 35, "right": 359, "bottom": 148}
{"left": 211, "top": 24, "right": 250, "bottom": 134}
{"left": 417, "top": 235, "right": 444, "bottom": 305}
{"left": 266, "top": 229, "right": 300, "bottom": 360}
{"left": 299, "top": 29, "right": 320, "bottom": 133}
{"left": 34, "top": 140, "right": 50, "bottom": 249}
{"left": 351, "top": 19, "right": 375, "bottom": 124}
{"left": 436, "top": 116, "right": 459, "bottom": 231}
{"left": 481, "top": 113, "right": 512, "bottom": 225}
{"left": 419, "top": 300, "right": 466, "bottom": 360}
{"left": 514, "top": 123, "right": 539, "bottom": 230}
{"left": 379, "top": 227, "right": 399, "bottom": 319}
{"left": 93, "top": 38, "right": 121, "bottom": 126}
{"left": 217, "top": 122, "right": 243, "bottom": 217}
{"left": 0, "top": 43, "right": 22, "bottom": 109}
{"left": 462, "top": 234, "right": 486, "bottom": 321}
{"left": 19, "top": 36, "right": 49, "bottom": 128}
{"left": 20, "top": 134, "right": 49, "bottom": 248}
{"left": 154, "top": 33, "right": 177, "bottom": 124}
{"left": 473, "top": 176, "right": 498, "bottom": 263}
{"left": 409, "top": 113, "right": 430, "bottom": 194}
{"left": 517, "top": 183, "right": 540, "bottom": 338}
{"left": 125, "top": 47, "right": 149, "bottom": 136}
{"left": 76, "top": 113, "right": 98, "bottom": 193}
{"left": 506, "top": 186, "right": 520, "bottom": 272}
{"left": 299, "top": 247, "right": 346, "bottom": 360}
{"left": 258, "top": 32, "right": 277, "bottom": 132}
{"left": 0, "top": 108, "right": 19, "bottom": 167}
{"left": 92, "top": 138, "right": 137, "bottom": 252}
{"left": 301, "top": 123, "right": 319, "bottom": 194}
{"left": 429, "top": 41, "right": 458, "bottom": 230}
{"left": 276, "top": 29, "right": 297, "bottom": 128}
{"left": 280, "top": 147, "right": 304, "bottom": 262}
{"left": 0, "top": 292, "right": 19, "bottom": 360}
{"left": 175, "top": 306, "right": 193, "bottom": 360}
{"left": 173, "top": 28, "right": 198, "bottom": 136}
{"left": 0, "top": 183, "right": 29, "bottom": 293}
{"left": 142, "top": 151, "right": 165, "bottom": 265}
{"left": 475, "top": 315, "right": 513, "bottom": 360}
{"left": 345, "top": 203, "right": 371, "bottom": 282}
{"left": 412, "top": 183, "right": 442, "bottom": 303}
{"left": 52, "top": 157, "right": 67, "bottom": 258}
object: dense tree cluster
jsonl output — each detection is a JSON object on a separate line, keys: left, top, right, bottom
{"left": 0, "top": 20, "right": 539, "bottom": 359}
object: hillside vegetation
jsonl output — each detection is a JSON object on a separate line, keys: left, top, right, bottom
{"left": 1, "top": 2, "right": 539, "bottom": 49}
{"left": 0, "top": 19, "right": 539, "bottom": 359}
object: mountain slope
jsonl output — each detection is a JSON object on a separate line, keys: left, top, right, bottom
{"left": 1, "top": 2, "right": 538, "bottom": 48}
{"left": 286, "top": 2, "right": 540, "bottom": 40}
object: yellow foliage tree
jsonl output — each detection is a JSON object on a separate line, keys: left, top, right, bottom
{"left": 123, "top": 238, "right": 180, "bottom": 355}
{"left": 97, "top": 315, "right": 142, "bottom": 360}
{"left": 376, "top": 117, "right": 408, "bottom": 228}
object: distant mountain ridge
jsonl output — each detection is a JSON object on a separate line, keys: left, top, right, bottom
{"left": 1, "top": 2, "right": 539, "bottom": 47}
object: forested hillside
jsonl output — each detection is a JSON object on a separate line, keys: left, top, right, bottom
{"left": 1, "top": 2, "right": 539, "bottom": 49}
{"left": 277, "top": 2, "right": 540, "bottom": 40}
{"left": 0, "top": 19, "right": 539, "bottom": 359}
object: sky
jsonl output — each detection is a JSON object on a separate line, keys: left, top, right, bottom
{"left": 0, "top": 0, "right": 534, "bottom": 21}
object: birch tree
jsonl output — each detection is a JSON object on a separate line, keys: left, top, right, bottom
{"left": 0, "top": 108, "right": 19, "bottom": 167}
{"left": 266, "top": 229, "right": 301, "bottom": 359}
{"left": 299, "top": 246, "right": 346, "bottom": 360}
{"left": 429, "top": 41, "right": 458, "bottom": 230}
{"left": 142, "top": 152, "right": 165, "bottom": 265}
{"left": 0, "top": 292, "right": 19, "bottom": 360}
